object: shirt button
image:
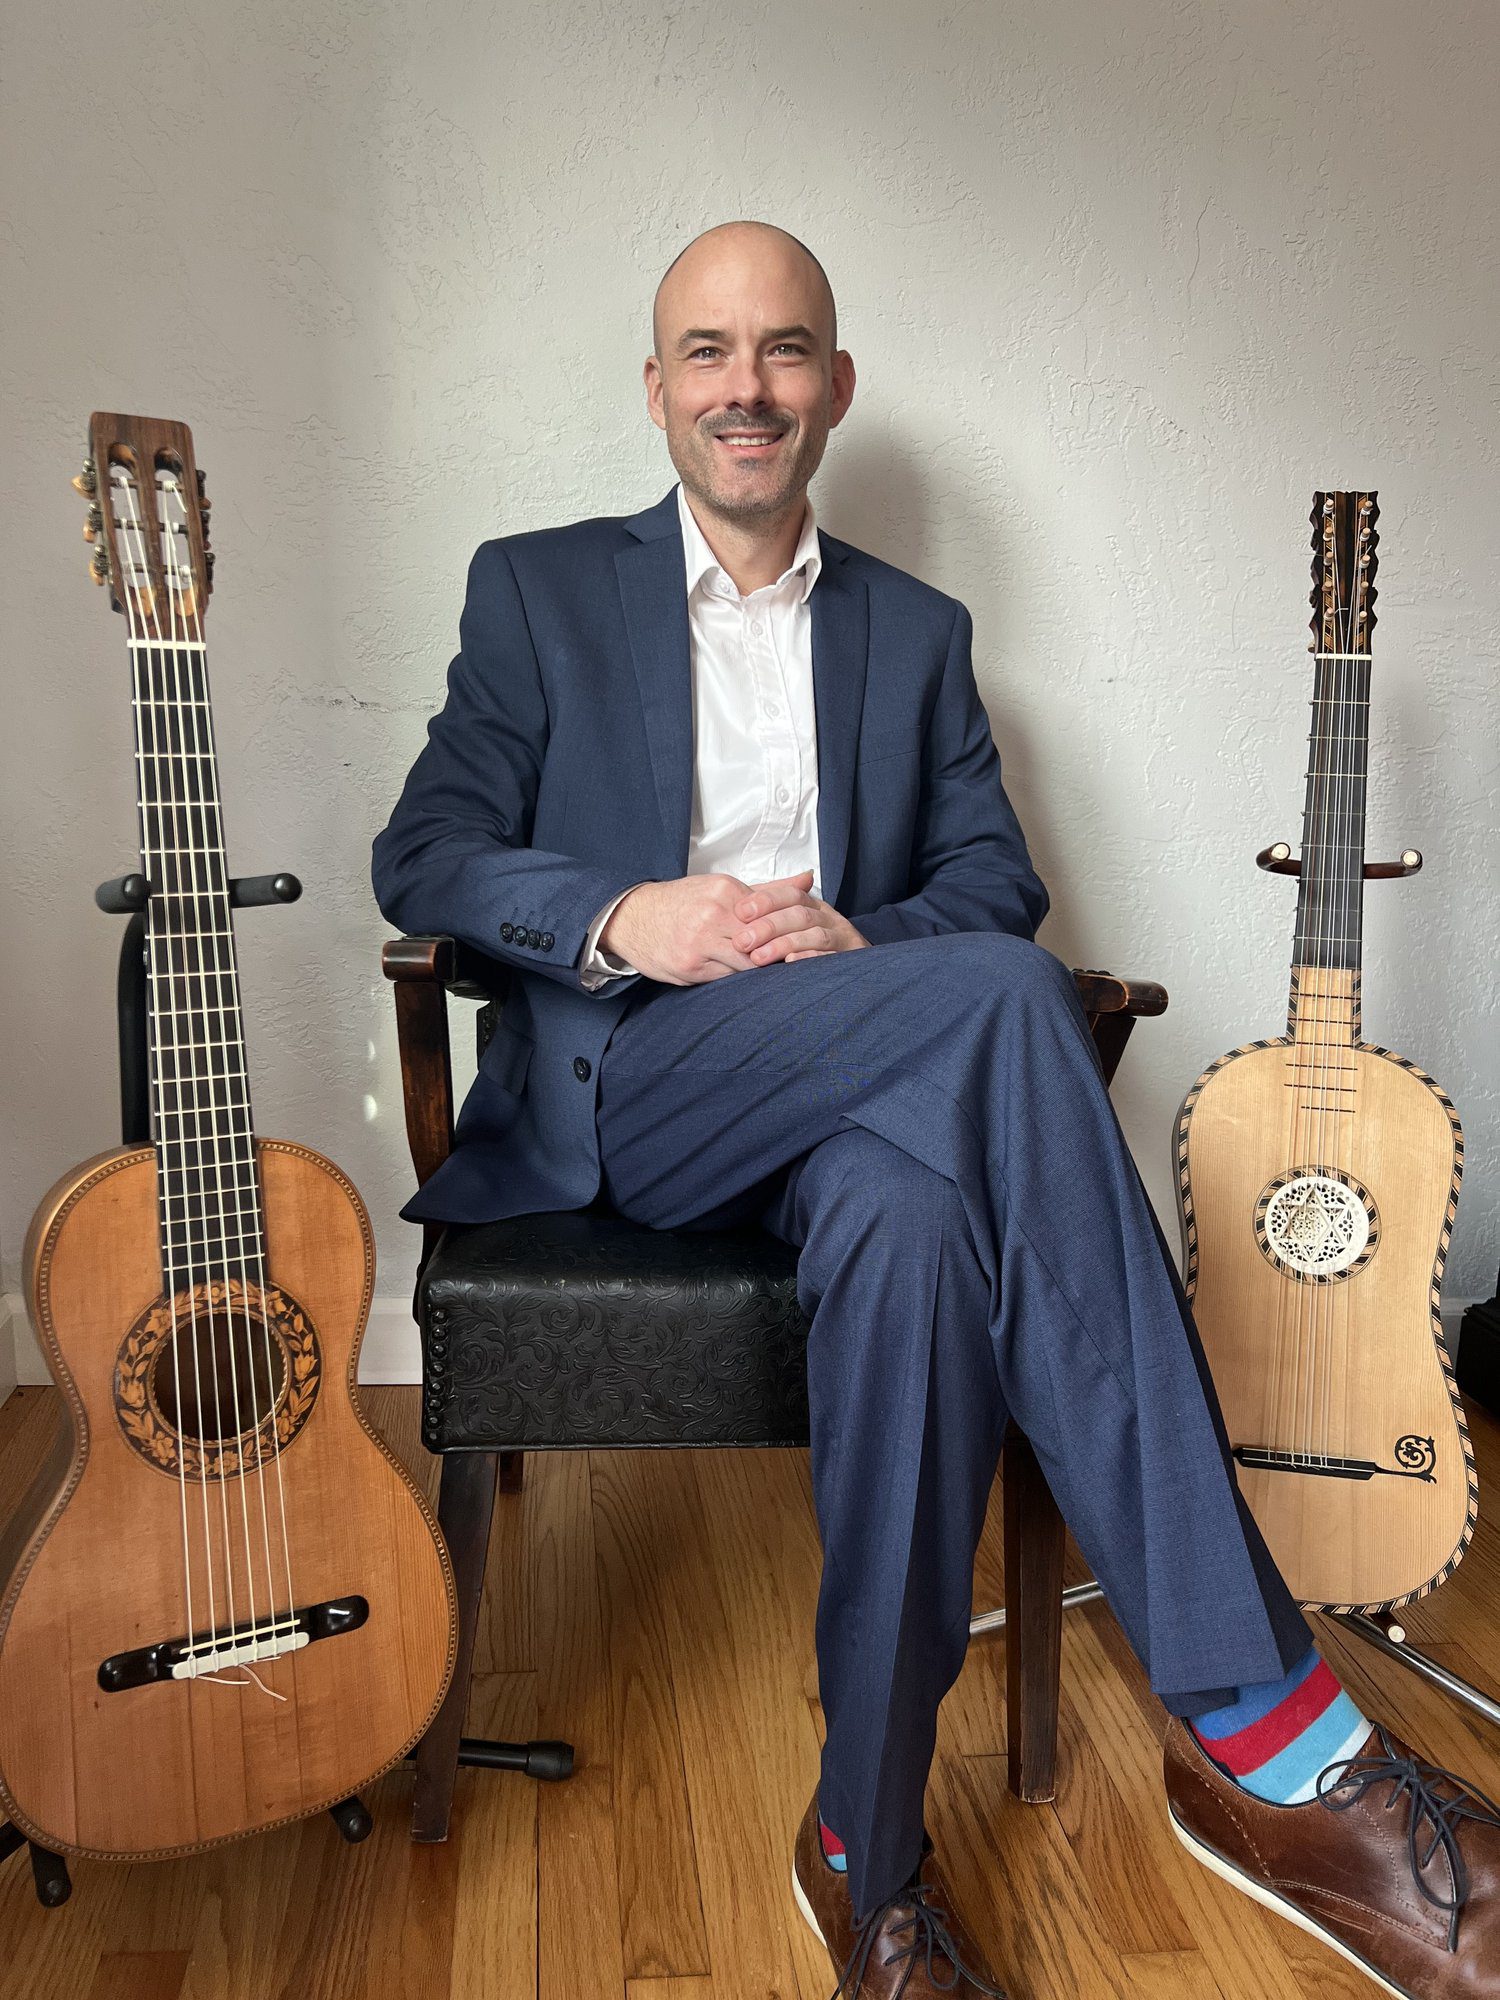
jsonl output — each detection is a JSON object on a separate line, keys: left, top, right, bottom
{"left": 499, "top": 923, "right": 515, "bottom": 943}
{"left": 573, "top": 1056, "right": 592, "bottom": 1082}
{"left": 776, "top": 786, "right": 791, "bottom": 805}
{"left": 766, "top": 701, "right": 781, "bottom": 717}
{"left": 751, "top": 621, "right": 764, "bottom": 637}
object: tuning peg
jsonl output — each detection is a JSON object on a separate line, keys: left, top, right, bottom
{"left": 90, "top": 546, "right": 110, "bottom": 584}
{"left": 1256, "top": 842, "right": 1300, "bottom": 876}
{"left": 72, "top": 459, "right": 97, "bottom": 498}
{"left": 82, "top": 505, "right": 102, "bottom": 544}
{"left": 196, "top": 467, "right": 207, "bottom": 495}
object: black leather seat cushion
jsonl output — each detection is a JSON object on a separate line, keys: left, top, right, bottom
{"left": 418, "top": 1207, "right": 813, "bottom": 1452}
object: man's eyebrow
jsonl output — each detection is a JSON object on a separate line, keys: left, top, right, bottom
{"left": 674, "top": 324, "right": 819, "bottom": 351}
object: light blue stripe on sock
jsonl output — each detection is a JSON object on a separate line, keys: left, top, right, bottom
{"left": 1192, "top": 1646, "right": 1320, "bottom": 1742}
{"left": 1239, "top": 1690, "right": 1368, "bottom": 1803}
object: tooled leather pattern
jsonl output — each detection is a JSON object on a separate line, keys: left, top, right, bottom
{"left": 421, "top": 1210, "right": 813, "bottom": 1452}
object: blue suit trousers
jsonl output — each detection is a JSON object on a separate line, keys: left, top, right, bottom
{"left": 593, "top": 930, "right": 1313, "bottom": 1921}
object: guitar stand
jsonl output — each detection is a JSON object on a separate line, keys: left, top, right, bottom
{"left": 970, "top": 836, "right": 1500, "bottom": 1739}
{"left": 0, "top": 869, "right": 379, "bottom": 1907}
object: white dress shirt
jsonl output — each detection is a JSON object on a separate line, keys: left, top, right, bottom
{"left": 577, "top": 481, "right": 825, "bottom": 989}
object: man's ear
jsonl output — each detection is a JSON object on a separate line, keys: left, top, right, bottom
{"left": 644, "top": 355, "right": 667, "bottom": 431}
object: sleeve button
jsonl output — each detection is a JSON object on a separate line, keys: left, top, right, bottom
{"left": 499, "top": 923, "right": 514, "bottom": 943}
{"left": 541, "top": 933, "right": 554, "bottom": 951}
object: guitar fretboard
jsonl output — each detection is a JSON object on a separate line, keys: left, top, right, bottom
{"left": 131, "top": 637, "right": 265, "bottom": 1285}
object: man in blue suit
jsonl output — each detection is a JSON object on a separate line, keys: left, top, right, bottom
{"left": 374, "top": 224, "right": 1499, "bottom": 2000}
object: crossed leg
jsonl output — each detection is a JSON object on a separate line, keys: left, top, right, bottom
{"left": 595, "top": 933, "right": 1311, "bottom": 1918}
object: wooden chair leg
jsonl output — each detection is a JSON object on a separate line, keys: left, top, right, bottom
{"left": 498, "top": 1450, "right": 525, "bottom": 1494}
{"left": 1002, "top": 1428, "right": 1066, "bottom": 1803}
{"left": 412, "top": 1449, "right": 501, "bottom": 1841}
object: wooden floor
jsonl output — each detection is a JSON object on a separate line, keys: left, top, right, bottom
{"left": 1, "top": 1383, "right": 1498, "bottom": 2000}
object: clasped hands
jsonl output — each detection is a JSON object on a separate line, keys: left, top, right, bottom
{"left": 599, "top": 867, "right": 871, "bottom": 987}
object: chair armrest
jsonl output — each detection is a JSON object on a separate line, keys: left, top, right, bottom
{"left": 1069, "top": 967, "right": 1169, "bottom": 1088}
{"left": 377, "top": 938, "right": 1170, "bottom": 1180}
{"left": 1070, "top": 970, "right": 1168, "bottom": 1019}
{"left": 382, "top": 936, "right": 459, "bottom": 1189}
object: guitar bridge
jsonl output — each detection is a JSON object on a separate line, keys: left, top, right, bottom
{"left": 1232, "top": 1436, "right": 1436, "bottom": 1483}
{"left": 98, "top": 1594, "right": 368, "bottom": 1691}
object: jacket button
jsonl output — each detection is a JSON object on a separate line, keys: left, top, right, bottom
{"left": 499, "top": 922, "right": 514, "bottom": 943}
{"left": 573, "top": 1056, "right": 592, "bottom": 1082}
{"left": 540, "top": 933, "right": 554, "bottom": 951}
{"left": 519, "top": 927, "right": 533, "bottom": 947}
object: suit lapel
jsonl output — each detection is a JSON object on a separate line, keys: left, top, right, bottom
{"left": 615, "top": 487, "right": 869, "bottom": 910}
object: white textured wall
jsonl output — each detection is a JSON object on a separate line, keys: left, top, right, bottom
{"left": 3, "top": 0, "right": 1496, "bottom": 1378}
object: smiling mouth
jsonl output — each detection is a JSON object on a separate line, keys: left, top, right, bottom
{"left": 715, "top": 430, "right": 786, "bottom": 457}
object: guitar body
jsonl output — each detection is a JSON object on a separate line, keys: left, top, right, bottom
{"left": 0, "top": 1139, "right": 456, "bottom": 1860}
{"left": 1178, "top": 1035, "right": 1473, "bottom": 1612}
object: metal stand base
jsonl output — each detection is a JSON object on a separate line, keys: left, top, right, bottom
{"left": 971, "top": 1586, "right": 1500, "bottom": 1730}
{"left": 1333, "top": 1611, "right": 1500, "bottom": 1727}
{"left": 969, "top": 1581, "right": 1103, "bottom": 1636}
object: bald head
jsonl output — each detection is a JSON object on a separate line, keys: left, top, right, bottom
{"left": 651, "top": 220, "right": 837, "bottom": 359}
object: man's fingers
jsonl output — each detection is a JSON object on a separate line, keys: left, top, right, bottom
{"left": 734, "top": 869, "right": 814, "bottom": 920}
{"left": 739, "top": 904, "right": 824, "bottom": 952}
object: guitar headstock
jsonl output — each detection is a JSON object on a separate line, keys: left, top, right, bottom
{"left": 1308, "top": 490, "right": 1378, "bottom": 655}
{"left": 74, "top": 412, "right": 214, "bottom": 636}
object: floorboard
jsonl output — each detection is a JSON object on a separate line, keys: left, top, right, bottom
{"left": 0, "top": 1382, "right": 1496, "bottom": 1999}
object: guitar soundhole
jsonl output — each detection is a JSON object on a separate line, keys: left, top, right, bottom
{"left": 150, "top": 1304, "right": 287, "bottom": 1443}
{"left": 115, "top": 1277, "right": 322, "bottom": 1481}
{"left": 1254, "top": 1166, "right": 1380, "bottom": 1284}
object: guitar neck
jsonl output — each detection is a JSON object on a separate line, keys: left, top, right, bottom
{"left": 1287, "top": 492, "right": 1378, "bottom": 1050}
{"left": 131, "top": 635, "right": 266, "bottom": 1285}
{"left": 1288, "top": 651, "right": 1370, "bottom": 1045}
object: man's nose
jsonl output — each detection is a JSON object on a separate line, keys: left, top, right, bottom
{"left": 721, "top": 353, "right": 774, "bottom": 411}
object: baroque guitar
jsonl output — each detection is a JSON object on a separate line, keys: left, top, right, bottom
{"left": 1176, "top": 491, "right": 1473, "bottom": 1614}
{"left": 0, "top": 414, "right": 455, "bottom": 1860}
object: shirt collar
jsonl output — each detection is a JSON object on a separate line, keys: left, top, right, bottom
{"left": 676, "top": 482, "right": 822, "bottom": 606}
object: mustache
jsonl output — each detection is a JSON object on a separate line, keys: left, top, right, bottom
{"left": 706, "top": 414, "right": 794, "bottom": 435}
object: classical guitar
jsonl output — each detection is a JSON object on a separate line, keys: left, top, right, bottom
{"left": 1176, "top": 491, "right": 1473, "bottom": 1614}
{"left": 0, "top": 414, "right": 455, "bottom": 1860}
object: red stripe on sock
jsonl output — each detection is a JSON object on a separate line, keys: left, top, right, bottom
{"left": 1209, "top": 1659, "right": 1342, "bottom": 1776}
{"left": 819, "top": 1816, "right": 846, "bottom": 1859}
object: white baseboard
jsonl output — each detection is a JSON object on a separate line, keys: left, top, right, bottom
{"left": 0, "top": 1294, "right": 18, "bottom": 1407}
{"left": 0, "top": 1289, "right": 1481, "bottom": 1394}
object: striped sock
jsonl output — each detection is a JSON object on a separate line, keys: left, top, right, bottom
{"left": 1188, "top": 1646, "right": 1371, "bottom": 1804}
{"left": 818, "top": 1807, "right": 848, "bottom": 1874}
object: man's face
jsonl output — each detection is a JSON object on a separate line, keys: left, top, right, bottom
{"left": 645, "top": 235, "right": 854, "bottom": 524}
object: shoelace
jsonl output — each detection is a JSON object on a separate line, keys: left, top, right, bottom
{"left": 1316, "top": 1722, "right": 1500, "bottom": 1952}
{"left": 830, "top": 1871, "right": 1008, "bottom": 1999}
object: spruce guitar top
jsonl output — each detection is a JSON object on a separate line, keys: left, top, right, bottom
{"left": 1176, "top": 492, "right": 1473, "bottom": 1614}
{"left": 0, "top": 415, "right": 456, "bottom": 1860}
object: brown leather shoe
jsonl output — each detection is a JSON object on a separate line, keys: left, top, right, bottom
{"left": 1165, "top": 1715, "right": 1500, "bottom": 1996}
{"left": 791, "top": 1787, "right": 1008, "bottom": 1997}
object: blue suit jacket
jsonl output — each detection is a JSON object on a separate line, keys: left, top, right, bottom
{"left": 372, "top": 484, "right": 1049, "bottom": 1223}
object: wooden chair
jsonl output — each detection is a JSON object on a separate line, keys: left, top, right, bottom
{"left": 383, "top": 936, "right": 1167, "bottom": 1839}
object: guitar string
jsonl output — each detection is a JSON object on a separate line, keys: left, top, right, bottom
{"left": 157, "top": 476, "right": 276, "bottom": 1668}
{"left": 1282, "top": 512, "right": 1329, "bottom": 1473}
{"left": 1320, "top": 514, "right": 1368, "bottom": 1471}
{"left": 1342, "top": 514, "right": 1372, "bottom": 1474}
{"left": 1299, "top": 530, "right": 1335, "bottom": 1472}
{"left": 157, "top": 516, "right": 254, "bottom": 1656}
{"left": 1312, "top": 521, "right": 1349, "bottom": 1470}
{"left": 116, "top": 470, "right": 219, "bottom": 1671}
{"left": 166, "top": 478, "right": 299, "bottom": 1665}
